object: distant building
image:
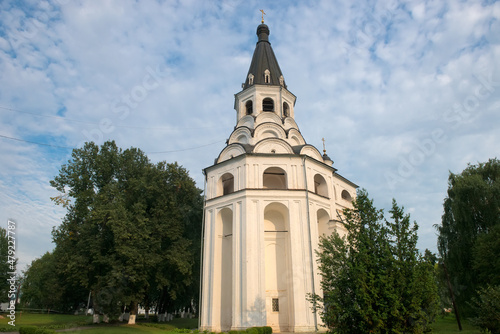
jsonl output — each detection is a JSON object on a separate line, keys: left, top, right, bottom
{"left": 200, "top": 21, "right": 357, "bottom": 332}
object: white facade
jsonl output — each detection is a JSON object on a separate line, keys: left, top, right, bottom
{"left": 200, "top": 23, "right": 357, "bottom": 333}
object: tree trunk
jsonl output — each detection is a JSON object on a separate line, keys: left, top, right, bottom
{"left": 128, "top": 301, "right": 137, "bottom": 325}
{"left": 92, "top": 291, "right": 100, "bottom": 324}
{"left": 443, "top": 262, "right": 462, "bottom": 331}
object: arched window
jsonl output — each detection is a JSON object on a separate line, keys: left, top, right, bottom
{"left": 246, "top": 100, "right": 253, "bottom": 115}
{"left": 314, "top": 174, "right": 328, "bottom": 197}
{"left": 341, "top": 190, "right": 352, "bottom": 201}
{"left": 283, "top": 102, "right": 289, "bottom": 117}
{"left": 263, "top": 98, "right": 274, "bottom": 112}
{"left": 248, "top": 73, "right": 254, "bottom": 85}
{"left": 219, "top": 173, "right": 234, "bottom": 196}
{"left": 264, "top": 69, "right": 270, "bottom": 84}
{"left": 263, "top": 167, "right": 287, "bottom": 189}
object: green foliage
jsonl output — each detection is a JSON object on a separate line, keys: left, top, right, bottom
{"left": 50, "top": 141, "right": 203, "bottom": 318}
{"left": 19, "top": 327, "right": 56, "bottom": 334}
{"left": 311, "top": 189, "right": 439, "bottom": 334}
{"left": 469, "top": 285, "right": 500, "bottom": 334}
{"left": 437, "top": 158, "right": 500, "bottom": 316}
{"left": 21, "top": 252, "right": 64, "bottom": 311}
{"left": 245, "top": 327, "right": 260, "bottom": 334}
{"left": 0, "top": 227, "right": 16, "bottom": 303}
{"left": 263, "top": 326, "right": 272, "bottom": 334}
{"left": 19, "top": 327, "right": 38, "bottom": 334}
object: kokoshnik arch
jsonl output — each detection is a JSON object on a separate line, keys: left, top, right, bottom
{"left": 200, "top": 20, "right": 358, "bottom": 333}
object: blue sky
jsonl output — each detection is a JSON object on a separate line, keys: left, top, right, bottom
{"left": 1, "top": 0, "right": 499, "bottom": 271}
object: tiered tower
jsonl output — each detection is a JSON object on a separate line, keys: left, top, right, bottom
{"left": 200, "top": 21, "right": 357, "bottom": 332}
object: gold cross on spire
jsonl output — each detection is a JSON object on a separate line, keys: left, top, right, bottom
{"left": 260, "top": 9, "right": 266, "bottom": 23}
{"left": 322, "top": 137, "right": 326, "bottom": 154}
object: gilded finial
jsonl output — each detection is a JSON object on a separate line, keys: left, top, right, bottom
{"left": 322, "top": 138, "right": 326, "bottom": 154}
{"left": 260, "top": 9, "right": 266, "bottom": 23}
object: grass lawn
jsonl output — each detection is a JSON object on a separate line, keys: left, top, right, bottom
{"left": 432, "top": 314, "right": 481, "bottom": 333}
{"left": 0, "top": 314, "right": 197, "bottom": 333}
{"left": 0, "top": 313, "right": 91, "bottom": 331}
{"left": 0, "top": 313, "right": 483, "bottom": 333}
{"left": 73, "top": 324, "right": 175, "bottom": 333}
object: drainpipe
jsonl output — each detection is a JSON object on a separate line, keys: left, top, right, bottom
{"left": 198, "top": 171, "right": 208, "bottom": 329}
{"left": 302, "top": 156, "right": 318, "bottom": 331}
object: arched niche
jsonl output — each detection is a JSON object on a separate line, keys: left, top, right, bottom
{"left": 217, "top": 173, "right": 234, "bottom": 196}
{"left": 314, "top": 174, "right": 328, "bottom": 197}
{"left": 317, "top": 208, "right": 331, "bottom": 238}
{"left": 254, "top": 138, "right": 294, "bottom": 155}
{"left": 283, "top": 117, "right": 299, "bottom": 131}
{"left": 341, "top": 190, "right": 353, "bottom": 201}
{"left": 254, "top": 122, "right": 286, "bottom": 141}
{"left": 255, "top": 110, "right": 281, "bottom": 126}
{"left": 217, "top": 144, "right": 246, "bottom": 163}
{"left": 287, "top": 129, "right": 305, "bottom": 146}
{"left": 228, "top": 127, "right": 252, "bottom": 145}
{"left": 264, "top": 202, "right": 290, "bottom": 329}
{"left": 236, "top": 115, "right": 255, "bottom": 129}
{"left": 216, "top": 207, "right": 233, "bottom": 330}
{"left": 300, "top": 145, "right": 323, "bottom": 162}
{"left": 263, "top": 167, "right": 287, "bottom": 189}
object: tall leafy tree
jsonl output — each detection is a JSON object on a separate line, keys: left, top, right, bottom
{"left": 311, "top": 190, "right": 439, "bottom": 334}
{"left": 437, "top": 158, "right": 500, "bottom": 316}
{"left": 51, "top": 141, "right": 202, "bottom": 323}
{"left": 21, "top": 252, "right": 63, "bottom": 312}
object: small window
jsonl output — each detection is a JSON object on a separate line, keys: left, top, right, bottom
{"left": 248, "top": 73, "right": 254, "bottom": 85}
{"left": 263, "top": 98, "right": 274, "bottom": 112}
{"left": 283, "top": 102, "right": 289, "bottom": 117}
{"left": 264, "top": 69, "right": 270, "bottom": 84}
{"left": 246, "top": 100, "right": 253, "bottom": 115}
{"left": 272, "top": 298, "right": 279, "bottom": 312}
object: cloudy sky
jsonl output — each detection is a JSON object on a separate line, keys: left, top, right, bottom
{"left": 1, "top": 0, "right": 499, "bottom": 271}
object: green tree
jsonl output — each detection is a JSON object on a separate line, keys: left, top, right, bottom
{"left": 469, "top": 285, "right": 500, "bottom": 334}
{"left": 21, "top": 252, "right": 63, "bottom": 312}
{"left": 311, "top": 189, "right": 439, "bottom": 333}
{"left": 0, "top": 227, "right": 17, "bottom": 303}
{"left": 51, "top": 141, "right": 202, "bottom": 323}
{"left": 437, "top": 158, "right": 500, "bottom": 316}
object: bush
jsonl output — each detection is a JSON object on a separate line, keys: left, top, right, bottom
{"left": 263, "top": 326, "right": 272, "bottom": 334}
{"left": 246, "top": 327, "right": 261, "bottom": 334}
{"left": 470, "top": 285, "right": 500, "bottom": 334}
{"left": 19, "top": 327, "right": 38, "bottom": 334}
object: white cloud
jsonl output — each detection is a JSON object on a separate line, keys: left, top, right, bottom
{"left": 0, "top": 0, "right": 499, "bottom": 269}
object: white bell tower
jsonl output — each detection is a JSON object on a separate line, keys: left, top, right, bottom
{"left": 200, "top": 21, "right": 357, "bottom": 333}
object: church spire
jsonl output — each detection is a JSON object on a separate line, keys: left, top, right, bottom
{"left": 242, "top": 21, "right": 286, "bottom": 90}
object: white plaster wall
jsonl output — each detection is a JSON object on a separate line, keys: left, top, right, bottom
{"left": 201, "top": 154, "right": 356, "bottom": 332}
